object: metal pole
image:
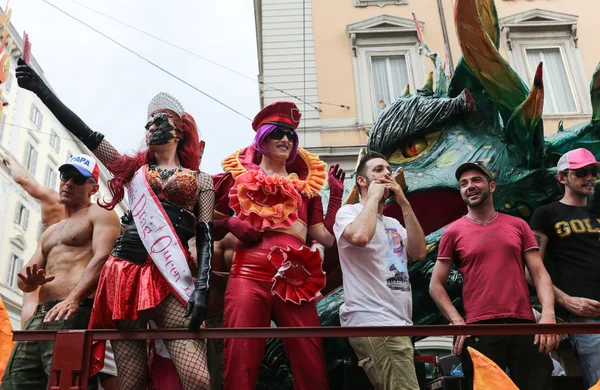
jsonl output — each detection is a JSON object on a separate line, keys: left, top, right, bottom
{"left": 437, "top": 0, "right": 455, "bottom": 73}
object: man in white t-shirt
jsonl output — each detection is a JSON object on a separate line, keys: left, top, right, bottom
{"left": 334, "top": 151, "right": 426, "bottom": 390}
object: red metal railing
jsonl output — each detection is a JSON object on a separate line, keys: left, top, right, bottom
{"left": 12, "top": 323, "right": 600, "bottom": 390}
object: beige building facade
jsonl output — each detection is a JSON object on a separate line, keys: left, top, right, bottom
{"left": 254, "top": 0, "right": 600, "bottom": 172}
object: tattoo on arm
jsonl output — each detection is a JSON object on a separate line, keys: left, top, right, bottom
{"left": 534, "top": 234, "right": 542, "bottom": 246}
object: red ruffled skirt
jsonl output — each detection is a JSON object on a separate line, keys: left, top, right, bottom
{"left": 89, "top": 253, "right": 190, "bottom": 376}
{"left": 230, "top": 233, "right": 326, "bottom": 305}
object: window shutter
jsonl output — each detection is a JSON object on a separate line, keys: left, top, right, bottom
{"left": 13, "top": 257, "right": 23, "bottom": 287}
{"left": 31, "top": 149, "right": 38, "bottom": 176}
{"left": 23, "top": 208, "right": 29, "bottom": 230}
{"left": 56, "top": 136, "right": 61, "bottom": 153}
{"left": 5, "top": 255, "right": 14, "bottom": 284}
{"left": 14, "top": 203, "right": 21, "bottom": 224}
{"left": 44, "top": 166, "right": 50, "bottom": 187}
{"left": 23, "top": 145, "right": 29, "bottom": 167}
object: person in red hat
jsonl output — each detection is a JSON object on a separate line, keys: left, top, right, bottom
{"left": 212, "top": 101, "right": 345, "bottom": 389}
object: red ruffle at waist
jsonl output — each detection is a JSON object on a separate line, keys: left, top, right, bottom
{"left": 231, "top": 244, "right": 326, "bottom": 305}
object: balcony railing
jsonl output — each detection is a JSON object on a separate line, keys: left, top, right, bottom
{"left": 12, "top": 323, "right": 600, "bottom": 390}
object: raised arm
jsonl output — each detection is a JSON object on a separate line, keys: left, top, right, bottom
{"left": 341, "top": 181, "right": 385, "bottom": 247}
{"left": 44, "top": 207, "right": 121, "bottom": 322}
{"left": 15, "top": 59, "right": 121, "bottom": 167}
{"left": 187, "top": 172, "right": 215, "bottom": 331}
{"left": 308, "top": 164, "right": 346, "bottom": 248}
{"left": 3, "top": 153, "right": 57, "bottom": 202}
{"left": 307, "top": 194, "right": 335, "bottom": 248}
{"left": 381, "top": 169, "right": 426, "bottom": 260}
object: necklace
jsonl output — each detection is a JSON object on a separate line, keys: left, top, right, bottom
{"left": 154, "top": 165, "right": 181, "bottom": 179}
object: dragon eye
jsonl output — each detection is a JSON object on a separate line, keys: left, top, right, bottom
{"left": 389, "top": 132, "right": 441, "bottom": 163}
{"left": 401, "top": 138, "right": 428, "bottom": 158}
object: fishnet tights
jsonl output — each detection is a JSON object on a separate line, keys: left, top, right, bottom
{"left": 112, "top": 319, "right": 148, "bottom": 390}
{"left": 155, "top": 294, "right": 210, "bottom": 389}
{"left": 111, "top": 295, "right": 210, "bottom": 390}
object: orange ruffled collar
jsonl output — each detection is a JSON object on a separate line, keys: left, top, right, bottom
{"left": 229, "top": 170, "right": 302, "bottom": 232}
{"left": 222, "top": 146, "right": 326, "bottom": 198}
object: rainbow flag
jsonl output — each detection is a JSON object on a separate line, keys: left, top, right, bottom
{"left": 0, "top": 297, "right": 14, "bottom": 383}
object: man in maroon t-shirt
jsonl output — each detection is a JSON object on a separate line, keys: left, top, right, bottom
{"left": 429, "top": 161, "right": 559, "bottom": 390}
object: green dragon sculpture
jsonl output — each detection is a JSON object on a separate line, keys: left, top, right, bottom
{"left": 258, "top": 0, "right": 600, "bottom": 387}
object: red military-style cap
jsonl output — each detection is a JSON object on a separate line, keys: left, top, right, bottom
{"left": 251, "top": 101, "right": 302, "bottom": 131}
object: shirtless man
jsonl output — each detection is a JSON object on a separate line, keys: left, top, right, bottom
{"left": 0, "top": 154, "right": 121, "bottom": 390}
{"left": 2, "top": 151, "right": 64, "bottom": 328}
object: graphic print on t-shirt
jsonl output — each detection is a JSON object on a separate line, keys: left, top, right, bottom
{"left": 553, "top": 218, "right": 600, "bottom": 238}
{"left": 384, "top": 228, "right": 410, "bottom": 292}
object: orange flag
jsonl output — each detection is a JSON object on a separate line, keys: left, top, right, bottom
{"left": 0, "top": 297, "right": 15, "bottom": 383}
{"left": 468, "top": 347, "right": 518, "bottom": 390}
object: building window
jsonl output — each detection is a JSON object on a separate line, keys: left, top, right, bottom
{"left": 14, "top": 203, "right": 29, "bottom": 230}
{"left": 29, "top": 104, "right": 43, "bottom": 129}
{"left": 525, "top": 48, "right": 577, "bottom": 114}
{"left": 49, "top": 129, "right": 61, "bottom": 153}
{"left": 23, "top": 142, "right": 38, "bottom": 175}
{"left": 5, "top": 253, "right": 23, "bottom": 288}
{"left": 371, "top": 55, "right": 409, "bottom": 113}
{"left": 44, "top": 165, "right": 57, "bottom": 190}
{"left": 501, "top": 9, "right": 591, "bottom": 117}
{"left": 348, "top": 15, "right": 425, "bottom": 125}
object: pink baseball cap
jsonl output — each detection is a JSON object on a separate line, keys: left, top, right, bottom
{"left": 59, "top": 154, "right": 100, "bottom": 181}
{"left": 557, "top": 148, "right": 600, "bottom": 172}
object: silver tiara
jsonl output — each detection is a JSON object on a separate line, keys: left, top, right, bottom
{"left": 147, "top": 92, "right": 185, "bottom": 118}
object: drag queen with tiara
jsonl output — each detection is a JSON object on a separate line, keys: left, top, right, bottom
{"left": 16, "top": 58, "right": 213, "bottom": 389}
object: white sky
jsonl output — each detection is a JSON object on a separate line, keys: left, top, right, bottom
{"left": 10, "top": 0, "right": 260, "bottom": 174}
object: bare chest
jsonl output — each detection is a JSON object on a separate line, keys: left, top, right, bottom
{"left": 42, "top": 217, "right": 93, "bottom": 255}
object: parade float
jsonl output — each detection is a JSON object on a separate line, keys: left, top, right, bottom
{"left": 258, "top": 0, "right": 600, "bottom": 387}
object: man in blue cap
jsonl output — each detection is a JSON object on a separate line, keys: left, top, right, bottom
{"left": 1, "top": 154, "right": 121, "bottom": 390}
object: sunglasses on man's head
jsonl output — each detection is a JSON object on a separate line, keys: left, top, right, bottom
{"left": 568, "top": 167, "right": 600, "bottom": 178}
{"left": 268, "top": 128, "right": 297, "bottom": 142}
{"left": 60, "top": 171, "right": 94, "bottom": 186}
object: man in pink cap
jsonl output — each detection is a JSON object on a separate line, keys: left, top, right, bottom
{"left": 530, "top": 148, "right": 600, "bottom": 388}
